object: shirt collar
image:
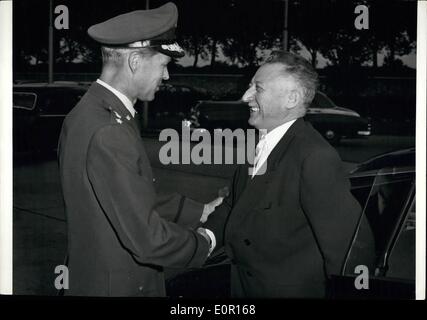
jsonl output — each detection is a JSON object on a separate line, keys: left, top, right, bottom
{"left": 251, "top": 119, "right": 297, "bottom": 177}
{"left": 263, "top": 119, "right": 297, "bottom": 152}
{"left": 96, "top": 79, "right": 136, "bottom": 117}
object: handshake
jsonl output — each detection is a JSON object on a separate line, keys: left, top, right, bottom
{"left": 200, "top": 186, "right": 229, "bottom": 223}
{"left": 197, "top": 186, "right": 229, "bottom": 255}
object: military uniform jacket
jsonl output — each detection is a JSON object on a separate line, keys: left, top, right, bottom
{"left": 58, "top": 82, "right": 209, "bottom": 297}
{"left": 205, "top": 118, "right": 363, "bottom": 298}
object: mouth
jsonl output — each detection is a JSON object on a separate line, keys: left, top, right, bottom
{"left": 249, "top": 105, "right": 260, "bottom": 113}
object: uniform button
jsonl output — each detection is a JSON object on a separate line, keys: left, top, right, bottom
{"left": 246, "top": 271, "right": 253, "bottom": 277}
{"left": 138, "top": 286, "right": 144, "bottom": 292}
{"left": 244, "top": 239, "right": 251, "bottom": 246}
{"left": 152, "top": 178, "right": 156, "bottom": 182}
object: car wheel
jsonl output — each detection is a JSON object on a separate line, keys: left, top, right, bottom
{"left": 324, "top": 129, "right": 341, "bottom": 144}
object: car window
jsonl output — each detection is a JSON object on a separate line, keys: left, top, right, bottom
{"left": 386, "top": 199, "right": 415, "bottom": 281}
{"left": 350, "top": 175, "right": 376, "bottom": 210}
{"left": 41, "top": 88, "right": 85, "bottom": 116}
{"left": 343, "top": 170, "right": 414, "bottom": 276}
{"left": 363, "top": 171, "right": 414, "bottom": 263}
{"left": 149, "top": 85, "right": 201, "bottom": 116}
{"left": 310, "top": 92, "right": 336, "bottom": 109}
{"left": 13, "top": 92, "right": 37, "bottom": 111}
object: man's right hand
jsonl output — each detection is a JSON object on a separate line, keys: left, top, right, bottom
{"left": 201, "top": 196, "right": 223, "bottom": 223}
{"left": 200, "top": 186, "right": 229, "bottom": 223}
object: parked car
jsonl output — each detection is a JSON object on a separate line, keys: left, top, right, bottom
{"left": 13, "top": 82, "right": 88, "bottom": 153}
{"left": 135, "top": 83, "right": 210, "bottom": 131}
{"left": 13, "top": 82, "right": 209, "bottom": 152}
{"left": 166, "top": 148, "right": 415, "bottom": 299}
{"left": 186, "top": 92, "right": 371, "bottom": 144}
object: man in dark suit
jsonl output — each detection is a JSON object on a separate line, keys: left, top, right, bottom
{"left": 205, "top": 51, "right": 363, "bottom": 298}
{"left": 58, "top": 3, "right": 220, "bottom": 297}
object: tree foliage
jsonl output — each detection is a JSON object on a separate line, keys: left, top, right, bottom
{"left": 13, "top": 0, "right": 416, "bottom": 72}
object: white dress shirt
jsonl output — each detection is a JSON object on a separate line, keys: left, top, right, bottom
{"left": 252, "top": 119, "right": 297, "bottom": 177}
{"left": 204, "top": 229, "right": 216, "bottom": 255}
{"left": 96, "top": 79, "right": 136, "bottom": 117}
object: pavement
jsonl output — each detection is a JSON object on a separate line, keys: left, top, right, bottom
{"left": 12, "top": 134, "right": 415, "bottom": 295}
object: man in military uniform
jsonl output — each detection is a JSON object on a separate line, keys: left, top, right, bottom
{"left": 58, "top": 2, "right": 219, "bottom": 297}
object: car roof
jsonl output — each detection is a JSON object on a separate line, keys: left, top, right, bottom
{"left": 350, "top": 148, "right": 415, "bottom": 176}
{"left": 13, "top": 82, "right": 89, "bottom": 89}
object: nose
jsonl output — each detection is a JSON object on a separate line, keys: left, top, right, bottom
{"left": 163, "top": 67, "right": 169, "bottom": 81}
{"left": 242, "top": 85, "right": 255, "bottom": 102}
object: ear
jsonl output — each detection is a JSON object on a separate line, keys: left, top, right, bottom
{"left": 128, "top": 51, "right": 140, "bottom": 74}
{"left": 285, "top": 89, "right": 302, "bottom": 109}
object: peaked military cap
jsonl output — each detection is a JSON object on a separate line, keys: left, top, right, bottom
{"left": 88, "top": 2, "right": 185, "bottom": 58}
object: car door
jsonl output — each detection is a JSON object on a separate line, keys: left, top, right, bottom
{"left": 329, "top": 168, "right": 415, "bottom": 298}
{"left": 36, "top": 87, "right": 85, "bottom": 151}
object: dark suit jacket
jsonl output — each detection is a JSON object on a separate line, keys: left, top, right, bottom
{"left": 205, "top": 118, "right": 362, "bottom": 298}
{"left": 58, "top": 82, "right": 209, "bottom": 297}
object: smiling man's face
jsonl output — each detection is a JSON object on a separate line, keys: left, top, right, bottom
{"left": 242, "top": 63, "right": 299, "bottom": 132}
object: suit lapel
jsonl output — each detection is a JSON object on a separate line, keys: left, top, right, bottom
{"left": 261, "top": 118, "right": 306, "bottom": 172}
{"left": 226, "top": 118, "right": 306, "bottom": 236}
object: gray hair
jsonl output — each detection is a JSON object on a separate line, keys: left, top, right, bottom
{"left": 101, "top": 46, "right": 158, "bottom": 66}
{"left": 265, "top": 51, "right": 318, "bottom": 108}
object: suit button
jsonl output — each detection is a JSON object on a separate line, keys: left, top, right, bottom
{"left": 138, "top": 286, "right": 144, "bottom": 292}
{"left": 152, "top": 178, "right": 156, "bottom": 182}
{"left": 246, "top": 271, "right": 253, "bottom": 277}
{"left": 244, "top": 239, "right": 251, "bottom": 246}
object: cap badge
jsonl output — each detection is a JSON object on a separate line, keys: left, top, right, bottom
{"left": 161, "top": 43, "right": 183, "bottom": 53}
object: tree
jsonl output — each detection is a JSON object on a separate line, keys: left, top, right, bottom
{"left": 13, "top": 0, "right": 416, "bottom": 73}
